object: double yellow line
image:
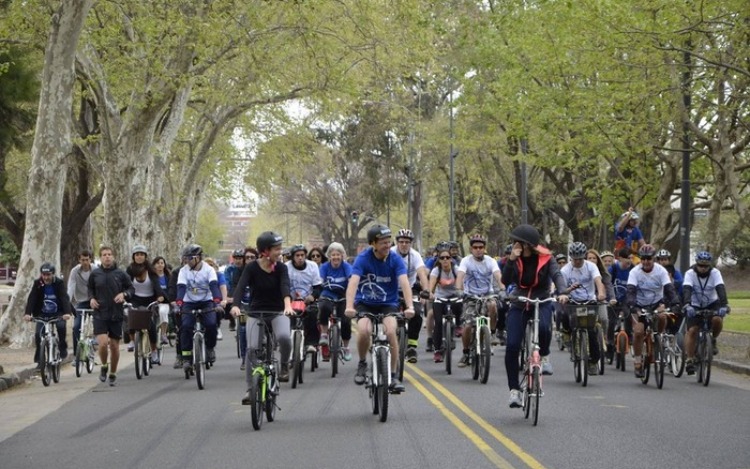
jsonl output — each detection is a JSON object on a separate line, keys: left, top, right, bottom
{"left": 404, "top": 365, "right": 547, "bottom": 469}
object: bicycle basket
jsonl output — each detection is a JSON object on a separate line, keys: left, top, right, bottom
{"left": 566, "top": 304, "right": 599, "bottom": 330}
{"left": 127, "top": 307, "right": 154, "bottom": 330}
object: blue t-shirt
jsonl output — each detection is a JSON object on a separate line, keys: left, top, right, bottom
{"left": 319, "top": 261, "right": 352, "bottom": 300}
{"left": 42, "top": 284, "right": 59, "bottom": 315}
{"left": 425, "top": 256, "right": 438, "bottom": 270}
{"left": 217, "top": 271, "right": 227, "bottom": 288}
{"left": 614, "top": 224, "right": 644, "bottom": 248}
{"left": 158, "top": 274, "right": 168, "bottom": 291}
{"left": 351, "top": 248, "right": 407, "bottom": 307}
{"left": 609, "top": 262, "right": 633, "bottom": 303}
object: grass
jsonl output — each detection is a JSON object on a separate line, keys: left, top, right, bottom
{"left": 726, "top": 297, "right": 750, "bottom": 333}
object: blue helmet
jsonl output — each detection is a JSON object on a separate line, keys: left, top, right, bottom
{"left": 695, "top": 251, "right": 713, "bottom": 264}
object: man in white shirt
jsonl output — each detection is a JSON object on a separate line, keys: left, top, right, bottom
{"left": 391, "top": 229, "right": 429, "bottom": 363}
{"left": 68, "top": 250, "right": 94, "bottom": 358}
{"left": 286, "top": 244, "right": 323, "bottom": 354}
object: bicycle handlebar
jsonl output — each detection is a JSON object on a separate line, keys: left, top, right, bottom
{"left": 514, "top": 296, "right": 557, "bottom": 304}
{"left": 433, "top": 296, "right": 463, "bottom": 304}
{"left": 30, "top": 316, "right": 65, "bottom": 323}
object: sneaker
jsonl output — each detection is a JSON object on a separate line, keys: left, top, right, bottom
{"left": 406, "top": 347, "right": 418, "bottom": 364}
{"left": 161, "top": 335, "right": 169, "bottom": 345}
{"left": 321, "top": 344, "right": 330, "bottom": 361}
{"left": 229, "top": 325, "right": 236, "bottom": 332}
{"left": 319, "top": 334, "right": 329, "bottom": 346}
{"left": 279, "top": 363, "right": 289, "bottom": 382}
{"left": 390, "top": 377, "right": 405, "bottom": 393}
{"left": 241, "top": 389, "right": 252, "bottom": 405}
{"left": 342, "top": 347, "right": 352, "bottom": 361}
{"left": 127, "top": 343, "right": 135, "bottom": 352}
{"left": 509, "top": 389, "right": 523, "bottom": 408}
{"left": 99, "top": 365, "right": 108, "bottom": 382}
{"left": 426, "top": 338, "right": 434, "bottom": 352}
{"left": 240, "top": 360, "right": 246, "bottom": 371}
{"left": 685, "top": 359, "right": 696, "bottom": 375}
{"left": 491, "top": 332, "right": 500, "bottom": 346}
{"left": 588, "top": 361, "right": 599, "bottom": 376}
{"left": 354, "top": 360, "right": 367, "bottom": 385}
{"left": 541, "top": 356, "right": 553, "bottom": 375}
{"left": 60, "top": 349, "right": 68, "bottom": 360}
{"left": 634, "top": 362, "right": 644, "bottom": 378}
{"left": 108, "top": 374, "right": 117, "bottom": 387}
{"left": 306, "top": 345, "right": 317, "bottom": 354}
{"left": 433, "top": 351, "right": 443, "bottom": 363}
{"left": 173, "top": 358, "right": 183, "bottom": 369}
{"left": 183, "top": 360, "right": 192, "bottom": 372}
{"left": 150, "top": 352, "right": 160, "bottom": 365}
{"left": 711, "top": 337, "right": 718, "bottom": 355}
{"left": 207, "top": 348, "right": 216, "bottom": 363}
{"left": 499, "top": 329, "right": 507, "bottom": 346}
{"left": 217, "top": 329, "right": 223, "bottom": 340}
{"left": 457, "top": 353, "right": 469, "bottom": 368}
{"left": 454, "top": 326, "right": 463, "bottom": 338}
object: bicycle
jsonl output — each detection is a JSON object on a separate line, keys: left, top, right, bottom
{"left": 363, "top": 312, "right": 402, "bottom": 423}
{"left": 465, "top": 294, "right": 496, "bottom": 384}
{"left": 126, "top": 301, "right": 160, "bottom": 379}
{"left": 74, "top": 308, "right": 97, "bottom": 378}
{"left": 290, "top": 300, "right": 307, "bottom": 389}
{"left": 613, "top": 306, "right": 630, "bottom": 372}
{"left": 433, "top": 296, "right": 462, "bottom": 375}
{"left": 665, "top": 317, "right": 686, "bottom": 378}
{"left": 247, "top": 312, "right": 280, "bottom": 431}
{"left": 180, "top": 306, "right": 216, "bottom": 390}
{"left": 516, "top": 296, "right": 556, "bottom": 426}
{"left": 565, "top": 301, "right": 600, "bottom": 387}
{"left": 32, "top": 316, "right": 65, "bottom": 387}
{"left": 396, "top": 295, "right": 414, "bottom": 381}
{"left": 693, "top": 309, "right": 715, "bottom": 386}
{"left": 324, "top": 297, "right": 347, "bottom": 378}
{"left": 635, "top": 307, "right": 667, "bottom": 389}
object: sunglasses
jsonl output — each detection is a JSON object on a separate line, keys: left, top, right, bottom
{"left": 640, "top": 256, "right": 653, "bottom": 261}
{"left": 439, "top": 256, "right": 451, "bottom": 260}
{"left": 696, "top": 263, "right": 710, "bottom": 268}
{"left": 471, "top": 245, "right": 485, "bottom": 249}
{"left": 311, "top": 254, "right": 321, "bottom": 258}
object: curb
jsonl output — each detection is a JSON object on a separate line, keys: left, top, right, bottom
{"left": 0, "top": 357, "right": 74, "bottom": 393}
{"left": 714, "top": 359, "right": 750, "bottom": 376}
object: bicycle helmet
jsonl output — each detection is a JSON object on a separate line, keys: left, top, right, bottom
{"left": 232, "top": 249, "right": 245, "bottom": 258}
{"left": 435, "top": 241, "right": 451, "bottom": 252}
{"left": 469, "top": 233, "right": 486, "bottom": 246}
{"left": 181, "top": 244, "right": 203, "bottom": 258}
{"left": 509, "top": 224, "right": 540, "bottom": 247}
{"left": 448, "top": 241, "right": 459, "bottom": 249}
{"left": 600, "top": 250, "right": 614, "bottom": 259}
{"left": 638, "top": 244, "right": 656, "bottom": 258}
{"left": 132, "top": 244, "right": 148, "bottom": 256}
{"left": 656, "top": 249, "right": 670, "bottom": 260}
{"left": 396, "top": 228, "right": 414, "bottom": 240}
{"left": 40, "top": 262, "right": 55, "bottom": 274}
{"left": 630, "top": 211, "right": 640, "bottom": 221}
{"left": 568, "top": 241, "right": 588, "bottom": 259}
{"left": 289, "top": 244, "right": 308, "bottom": 256}
{"left": 367, "top": 224, "right": 392, "bottom": 244}
{"left": 555, "top": 253, "right": 567, "bottom": 262}
{"left": 695, "top": 251, "right": 713, "bottom": 265}
{"left": 256, "top": 231, "right": 283, "bottom": 252}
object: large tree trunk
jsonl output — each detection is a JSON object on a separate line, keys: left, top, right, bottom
{"left": 0, "top": 0, "right": 93, "bottom": 344}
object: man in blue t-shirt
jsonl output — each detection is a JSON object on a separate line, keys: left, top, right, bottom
{"left": 614, "top": 208, "right": 645, "bottom": 256}
{"left": 345, "top": 225, "right": 415, "bottom": 393}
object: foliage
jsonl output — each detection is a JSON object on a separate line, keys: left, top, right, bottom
{"left": 0, "top": 228, "right": 19, "bottom": 264}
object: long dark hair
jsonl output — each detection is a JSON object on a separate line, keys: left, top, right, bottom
{"left": 128, "top": 253, "right": 158, "bottom": 280}
{"left": 152, "top": 256, "right": 171, "bottom": 278}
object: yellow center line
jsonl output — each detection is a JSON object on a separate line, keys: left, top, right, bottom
{"left": 407, "top": 364, "right": 547, "bottom": 469}
{"left": 404, "top": 371, "right": 515, "bottom": 469}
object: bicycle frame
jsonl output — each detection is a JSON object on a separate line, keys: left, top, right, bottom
{"left": 366, "top": 313, "right": 393, "bottom": 388}
{"left": 75, "top": 308, "right": 96, "bottom": 376}
{"left": 33, "top": 316, "right": 63, "bottom": 386}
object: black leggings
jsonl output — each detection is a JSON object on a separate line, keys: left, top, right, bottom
{"left": 431, "top": 299, "right": 463, "bottom": 350}
{"left": 318, "top": 298, "right": 351, "bottom": 341}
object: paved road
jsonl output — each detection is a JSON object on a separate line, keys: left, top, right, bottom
{"left": 2, "top": 327, "right": 749, "bottom": 469}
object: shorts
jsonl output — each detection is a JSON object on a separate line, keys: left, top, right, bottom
{"left": 93, "top": 317, "right": 124, "bottom": 340}
{"left": 355, "top": 303, "right": 399, "bottom": 319}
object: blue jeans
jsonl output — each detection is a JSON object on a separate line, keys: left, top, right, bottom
{"left": 504, "top": 302, "right": 553, "bottom": 391}
{"left": 180, "top": 302, "right": 218, "bottom": 358}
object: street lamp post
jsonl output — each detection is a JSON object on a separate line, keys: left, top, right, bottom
{"left": 520, "top": 138, "right": 529, "bottom": 225}
{"left": 449, "top": 93, "right": 457, "bottom": 241}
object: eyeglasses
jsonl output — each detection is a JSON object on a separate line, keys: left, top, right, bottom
{"left": 245, "top": 255, "right": 256, "bottom": 260}
{"left": 471, "top": 245, "right": 485, "bottom": 250}
{"left": 439, "top": 256, "right": 451, "bottom": 260}
{"left": 640, "top": 256, "right": 653, "bottom": 261}
{"left": 311, "top": 254, "right": 321, "bottom": 259}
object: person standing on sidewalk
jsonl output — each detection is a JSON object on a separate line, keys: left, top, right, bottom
{"left": 67, "top": 250, "right": 93, "bottom": 359}
{"left": 88, "top": 246, "right": 134, "bottom": 387}
{"left": 24, "top": 263, "right": 72, "bottom": 369}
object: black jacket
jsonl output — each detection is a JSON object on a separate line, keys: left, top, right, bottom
{"left": 25, "top": 277, "right": 72, "bottom": 316}
{"left": 88, "top": 263, "right": 134, "bottom": 320}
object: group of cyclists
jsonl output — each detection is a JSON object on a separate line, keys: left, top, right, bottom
{"left": 22, "top": 208, "right": 731, "bottom": 411}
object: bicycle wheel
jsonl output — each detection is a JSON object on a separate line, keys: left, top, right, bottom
{"left": 236, "top": 329, "right": 241, "bottom": 359}
{"left": 194, "top": 334, "right": 205, "bottom": 390}
{"left": 443, "top": 320, "right": 453, "bottom": 375}
{"left": 291, "top": 330, "right": 302, "bottom": 389}
{"left": 86, "top": 341, "right": 95, "bottom": 373}
{"left": 75, "top": 343, "right": 85, "bottom": 378}
{"left": 142, "top": 332, "right": 151, "bottom": 376}
{"left": 597, "top": 326, "right": 606, "bottom": 375}
{"left": 40, "top": 338, "right": 50, "bottom": 387}
{"left": 573, "top": 332, "right": 582, "bottom": 383}
{"left": 701, "top": 335, "right": 712, "bottom": 386}
{"left": 520, "top": 323, "right": 531, "bottom": 376}
{"left": 471, "top": 345, "right": 479, "bottom": 381}
{"left": 370, "top": 361, "right": 379, "bottom": 415}
{"left": 641, "top": 337, "right": 651, "bottom": 385}
{"left": 310, "top": 346, "right": 319, "bottom": 373}
{"left": 479, "top": 325, "right": 491, "bottom": 384}
{"left": 134, "top": 331, "right": 144, "bottom": 379}
{"left": 523, "top": 368, "right": 531, "bottom": 419}
{"left": 580, "top": 332, "right": 589, "bottom": 387}
{"left": 531, "top": 367, "right": 541, "bottom": 426}
{"left": 330, "top": 324, "right": 340, "bottom": 378}
{"left": 265, "top": 372, "right": 277, "bottom": 422}
{"left": 376, "top": 347, "right": 389, "bottom": 423}
{"left": 397, "top": 323, "right": 406, "bottom": 382}
{"left": 250, "top": 373, "right": 264, "bottom": 431}
{"left": 616, "top": 332, "right": 627, "bottom": 372}
{"left": 654, "top": 335, "right": 665, "bottom": 389}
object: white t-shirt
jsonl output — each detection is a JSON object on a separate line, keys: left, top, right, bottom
{"left": 683, "top": 268, "right": 724, "bottom": 308}
{"left": 458, "top": 255, "right": 499, "bottom": 296}
{"left": 286, "top": 260, "right": 322, "bottom": 299}
{"left": 560, "top": 260, "right": 601, "bottom": 302}
{"left": 390, "top": 246, "right": 425, "bottom": 288}
{"left": 626, "top": 263, "right": 672, "bottom": 306}
{"left": 177, "top": 262, "right": 217, "bottom": 303}
{"left": 430, "top": 266, "right": 458, "bottom": 299}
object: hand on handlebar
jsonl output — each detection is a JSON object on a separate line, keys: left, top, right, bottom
{"left": 284, "top": 307, "right": 295, "bottom": 316}
{"left": 23, "top": 314, "right": 31, "bottom": 322}
{"left": 345, "top": 307, "right": 357, "bottom": 318}
{"left": 230, "top": 306, "right": 241, "bottom": 317}
{"left": 404, "top": 307, "right": 415, "bottom": 319}
{"left": 557, "top": 294, "right": 569, "bottom": 305}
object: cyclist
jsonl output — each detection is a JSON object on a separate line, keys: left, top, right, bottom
{"left": 391, "top": 228, "right": 429, "bottom": 362}
{"left": 203, "top": 257, "right": 228, "bottom": 340}
{"left": 152, "top": 256, "right": 172, "bottom": 345}
{"left": 308, "top": 247, "right": 327, "bottom": 266}
{"left": 175, "top": 244, "right": 222, "bottom": 370}
{"left": 67, "top": 250, "right": 93, "bottom": 360}
{"left": 586, "top": 248, "right": 617, "bottom": 362}
{"left": 318, "top": 242, "right": 353, "bottom": 361}
{"left": 559, "top": 242, "right": 607, "bottom": 376}
{"left": 682, "top": 251, "right": 729, "bottom": 374}
{"left": 231, "top": 231, "right": 294, "bottom": 403}
{"left": 656, "top": 249, "right": 684, "bottom": 297}
{"left": 24, "top": 263, "right": 72, "bottom": 370}
{"left": 126, "top": 245, "right": 165, "bottom": 363}
{"left": 237, "top": 248, "right": 258, "bottom": 370}
{"left": 614, "top": 207, "right": 645, "bottom": 257}
{"left": 455, "top": 233, "right": 505, "bottom": 368}
{"left": 425, "top": 244, "right": 462, "bottom": 363}
{"left": 625, "top": 244, "right": 681, "bottom": 378}
{"left": 600, "top": 250, "right": 615, "bottom": 269}
{"left": 285, "top": 244, "right": 323, "bottom": 355}
{"left": 609, "top": 247, "right": 635, "bottom": 343}
{"left": 223, "top": 249, "right": 246, "bottom": 333}
{"left": 88, "top": 246, "right": 134, "bottom": 386}
{"left": 345, "top": 225, "right": 415, "bottom": 393}
{"left": 502, "top": 224, "right": 568, "bottom": 407}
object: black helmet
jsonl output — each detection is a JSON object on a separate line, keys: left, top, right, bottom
{"left": 367, "top": 225, "right": 392, "bottom": 244}
{"left": 232, "top": 249, "right": 245, "bottom": 258}
{"left": 289, "top": 244, "right": 308, "bottom": 256}
{"left": 40, "top": 262, "right": 55, "bottom": 274}
{"left": 638, "top": 244, "right": 657, "bottom": 258}
{"left": 257, "top": 231, "right": 283, "bottom": 252}
{"left": 469, "top": 233, "right": 486, "bottom": 246}
{"left": 509, "top": 224, "right": 540, "bottom": 246}
{"left": 181, "top": 244, "right": 203, "bottom": 258}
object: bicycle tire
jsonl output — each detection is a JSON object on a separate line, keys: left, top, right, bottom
{"left": 265, "top": 373, "right": 277, "bottom": 422}
{"left": 330, "top": 323, "right": 340, "bottom": 378}
{"left": 236, "top": 329, "right": 241, "bottom": 359}
{"left": 370, "top": 362, "right": 379, "bottom": 415}
{"left": 75, "top": 344, "right": 84, "bottom": 378}
{"left": 142, "top": 332, "right": 151, "bottom": 376}
{"left": 641, "top": 337, "right": 651, "bottom": 385}
{"left": 597, "top": 326, "right": 606, "bottom": 375}
{"left": 580, "top": 331, "right": 589, "bottom": 387}
{"left": 134, "top": 331, "right": 144, "bottom": 379}
{"left": 479, "top": 326, "right": 491, "bottom": 384}
{"left": 616, "top": 332, "right": 627, "bottom": 372}
{"left": 573, "top": 332, "right": 582, "bottom": 383}
{"left": 471, "top": 345, "right": 479, "bottom": 381}
{"left": 376, "top": 347, "right": 389, "bottom": 423}
{"left": 310, "top": 347, "right": 318, "bottom": 373}
{"left": 39, "top": 338, "right": 50, "bottom": 386}
{"left": 520, "top": 323, "right": 531, "bottom": 377}
{"left": 51, "top": 338, "right": 61, "bottom": 383}
{"left": 291, "top": 330, "right": 302, "bottom": 388}
{"left": 701, "top": 334, "right": 712, "bottom": 386}
{"left": 397, "top": 323, "right": 406, "bottom": 382}
{"left": 672, "top": 339, "right": 685, "bottom": 377}
{"left": 195, "top": 334, "right": 205, "bottom": 390}
{"left": 523, "top": 368, "right": 531, "bottom": 419}
{"left": 531, "top": 367, "right": 541, "bottom": 426}
{"left": 655, "top": 335, "right": 665, "bottom": 389}
{"left": 444, "top": 321, "right": 452, "bottom": 375}
{"left": 250, "top": 373, "right": 264, "bottom": 431}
